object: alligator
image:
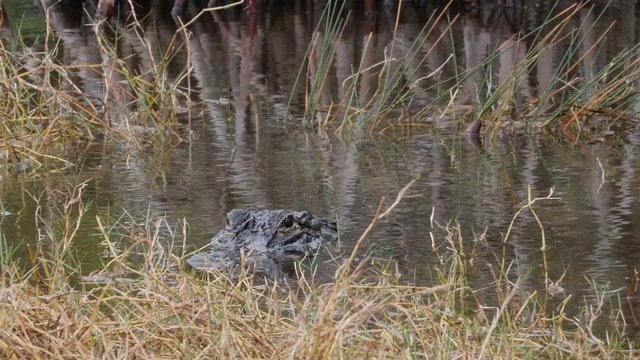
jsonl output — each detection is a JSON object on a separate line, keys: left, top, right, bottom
{"left": 187, "top": 209, "right": 337, "bottom": 275}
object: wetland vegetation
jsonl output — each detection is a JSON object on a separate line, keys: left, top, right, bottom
{"left": 0, "top": 182, "right": 635, "bottom": 358}
{"left": 1, "top": 0, "right": 640, "bottom": 358}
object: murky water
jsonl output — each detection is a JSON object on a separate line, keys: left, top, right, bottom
{"left": 2, "top": 0, "right": 640, "bottom": 329}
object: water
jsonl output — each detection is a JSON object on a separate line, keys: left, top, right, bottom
{"left": 1, "top": 0, "right": 640, "bottom": 328}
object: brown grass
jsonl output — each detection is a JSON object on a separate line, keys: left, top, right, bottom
{"left": 0, "top": 182, "right": 634, "bottom": 359}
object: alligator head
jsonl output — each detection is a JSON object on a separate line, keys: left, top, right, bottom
{"left": 187, "top": 209, "right": 338, "bottom": 275}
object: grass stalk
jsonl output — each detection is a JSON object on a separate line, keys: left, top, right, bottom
{"left": 0, "top": 179, "right": 635, "bottom": 357}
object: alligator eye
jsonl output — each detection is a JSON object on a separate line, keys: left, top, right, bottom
{"left": 281, "top": 215, "right": 294, "bottom": 229}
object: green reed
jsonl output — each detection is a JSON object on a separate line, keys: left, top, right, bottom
{"left": 0, "top": 0, "right": 636, "bottom": 165}
{"left": 284, "top": 0, "right": 348, "bottom": 126}
{"left": 296, "top": 1, "right": 639, "bottom": 142}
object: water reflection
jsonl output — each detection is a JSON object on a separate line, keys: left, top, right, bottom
{"left": 1, "top": 0, "right": 640, "bottom": 327}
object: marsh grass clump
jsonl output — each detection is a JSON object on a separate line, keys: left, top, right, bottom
{"left": 0, "top": 181, "right": 636, "bottom": 358}
{"left": 0, "top": 12, "right": 190, "bottom": 169}
{"left": 92, "top": 20, "right": 193, "bottom": 139}
{"left": 0, "top": 39, "right": 106, "bottom": 165}
{"left": 297, "top": 1, "right": 640, "bottom": 142}
{"left": 1, "top": 0, "right": 637, "bottom": 168}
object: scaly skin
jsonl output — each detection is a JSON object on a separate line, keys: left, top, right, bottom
{"left": 188, "top": 209, "right": 337, "bottom": 274}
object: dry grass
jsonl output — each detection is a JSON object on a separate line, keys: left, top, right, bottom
{"left": 0, "top": 182, "right": 635, "bottom": 359}
{"left": 0, "top": 12, "right": 189, "bottom": 170}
